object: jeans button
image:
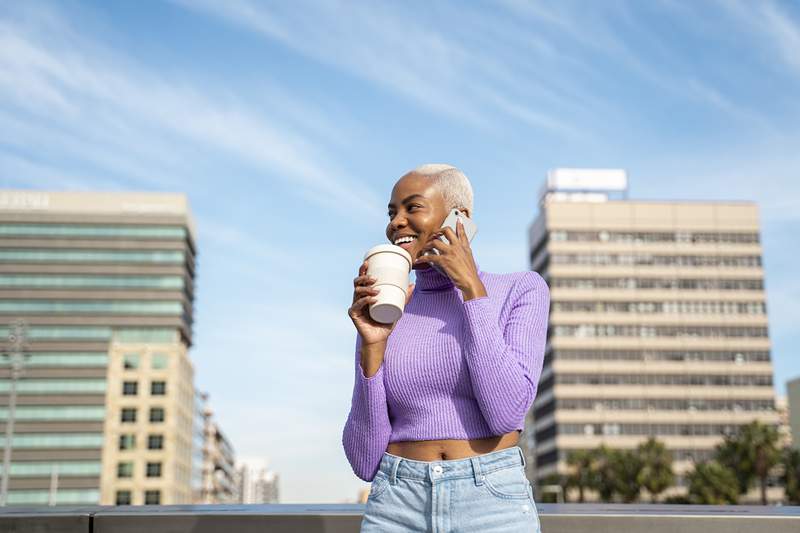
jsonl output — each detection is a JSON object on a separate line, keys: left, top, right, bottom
{"left": 433, "top": 465, "right": 443, "bottom": 474}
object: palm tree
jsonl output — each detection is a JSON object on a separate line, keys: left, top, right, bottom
{"left": 781, "top": 447, "right": 800, "bottom": 505}
{"left": 565, "top": 449, "right": 597, "bottom": 503}
{"left": 592, "top": 445, "right": 621, "bottom": 502}
{"left": 636, "top": 437, "right": 674, "bottom": 502}
{"left": 687, "top": 462, "right": 739, "bottom": 504}
{"left": 716, "top": 421, "right": 780, "bottom": 504}
{"left": 610, "top": 449, "right": 644, "bottom": 503}
{"left": 715, "top": 434, "right": 750, "bottom": 494}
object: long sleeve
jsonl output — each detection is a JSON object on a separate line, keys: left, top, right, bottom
{"left": 460, "top": 271, "right": 550, "bottom": 435}
{"left": 341, "top": 334, "right": 393, "bottom": 482}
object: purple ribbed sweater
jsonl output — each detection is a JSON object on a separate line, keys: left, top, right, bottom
{"left": 342, "top": 263, "right": 550, "bottom": 481}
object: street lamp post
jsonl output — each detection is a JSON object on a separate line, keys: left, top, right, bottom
{"left": 1, "top": 320, "right": 29, "bottom": 507}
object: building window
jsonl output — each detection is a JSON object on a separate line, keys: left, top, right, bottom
{"left": 122, "top": 381, "right": 138, "bottom": 396}
{"left": 149, "top": 407, "right": 165, "bottom": 423}
{"left": 117, "top": 462, "right": 133, "bottom": 478}
{"left": 119, "top": 434, "right": 136, "bottom": 450}
{"left": 123, "top": 354, "right": 139, "bottom": 370}
{"left": 151, "top": 353, "right": 168, "bottom": 369}
{"left": 120, "top": 408, "right": 137, "bottom": 423}
{"left": 115, "top": 490, "right": 132, "bottom": 505}
{"left": 150, "top": 381, "right": 166, "bottom": 396}
{"left": 144, "top": 490, "right": 160, "bottom": 505}
{"left": 147, "top": 434, "right": 164, "bottom": 450}
{"left": 146, "top": 462, "right": 162, "bottom": 478}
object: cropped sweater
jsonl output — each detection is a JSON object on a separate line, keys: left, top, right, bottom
{"left": 342, "top": 263, "right": 551, "bottom": 482}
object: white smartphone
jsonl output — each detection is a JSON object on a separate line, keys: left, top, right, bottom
{"left": 422, "top": 209, "right": 478, "bottom": 272}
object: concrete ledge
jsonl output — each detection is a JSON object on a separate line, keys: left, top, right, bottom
{"left": 0, "top": 503, "right": 798, "bottom": 533}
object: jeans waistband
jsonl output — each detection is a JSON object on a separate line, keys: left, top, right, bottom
{"left": 377, "top": 446, "right": 526, "bottom": 485}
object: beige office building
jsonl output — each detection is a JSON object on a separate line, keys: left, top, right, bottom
{"left": 197, "top": 393, "right": 236, "bottom": 504}
{"left": 0, "top": 190, "right": 198, "bottom": 506}
{"left": 788, "top": 378, "right": 800, "bottom": 450}
{"left": 525, "top": 169, "right": 779, "bottom": 499}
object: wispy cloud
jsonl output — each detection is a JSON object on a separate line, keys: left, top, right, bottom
{"left": 761, "top": 2, "right": 800, "bottom": 73}
{"left": 0, "top": 4, "right": 382, "bottom": 218}
{"left": 715, "top": 0, "right": 800, "bottom": 76}
{"left": 175, "top": 0, "right": 586, "bottom": 138}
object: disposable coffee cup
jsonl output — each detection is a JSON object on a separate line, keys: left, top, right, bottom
{"left": 363, "top": 244, "right": 413, "bottom": 324}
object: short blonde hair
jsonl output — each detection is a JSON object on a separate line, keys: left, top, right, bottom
{"left": 410, "top": 164, "right": 474, "bottom": 217}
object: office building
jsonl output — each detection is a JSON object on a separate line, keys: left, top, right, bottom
{"left": 0, "top": 190, "right": 197, "bottom": 505}
{"left": 788, "top": 378, "right": 800, "bottom": 450}
{"left": 525, "top": 169, "right": 779, "bottom": 499}
{"left": 235, "top": 459, "right": 279, "bottom": 504}
{"left": 198, "top": 393, "right": 236, "bottom": 504}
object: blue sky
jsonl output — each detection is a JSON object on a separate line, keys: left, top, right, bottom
{"left": 1, "top": 0, "right": 798, "bottom": 503}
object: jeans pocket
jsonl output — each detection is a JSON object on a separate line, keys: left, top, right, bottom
{"left": 482, "top": 466, "right": 531, "bottom": 500}
{"left": 368, "top": 471, "right": 391, "bottom": 500}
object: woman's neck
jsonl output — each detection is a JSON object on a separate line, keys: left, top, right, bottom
{"left": 413, "top": 263, "right": 481, "bottom": 292}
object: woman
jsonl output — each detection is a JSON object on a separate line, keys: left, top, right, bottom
{"left": 343, "top": 164, "right": 550, "bottom": 532}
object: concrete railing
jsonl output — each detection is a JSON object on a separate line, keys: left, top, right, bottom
{"left": 0, "top": 503, "right": 799, "bottom": 532}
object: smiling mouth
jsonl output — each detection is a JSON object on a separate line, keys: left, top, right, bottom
{"left": 393, "top": 236, "right": 418, "bottom": 250}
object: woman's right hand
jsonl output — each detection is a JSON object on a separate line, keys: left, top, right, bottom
{"left": 348, "top": 259, "right": 414, "bottom": 346}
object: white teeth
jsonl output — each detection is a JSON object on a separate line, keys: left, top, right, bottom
{"left": 394, "top": 236, "right": 417, "bottom": 245}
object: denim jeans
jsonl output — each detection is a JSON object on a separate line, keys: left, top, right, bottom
{"left": 361, "top": 445, "right": 542, "bottom": 532}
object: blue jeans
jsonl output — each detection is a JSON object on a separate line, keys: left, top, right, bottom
{"left": 361, "top": 445, "right": 542, "bottom": 532}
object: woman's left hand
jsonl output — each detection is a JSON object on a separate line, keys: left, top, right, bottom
{"left": 413, "top": 219, "right": 487, "bottom": 300}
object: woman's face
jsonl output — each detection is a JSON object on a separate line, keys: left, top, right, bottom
{"left": 385, "top": 173, "right": 450, "bottom": 270}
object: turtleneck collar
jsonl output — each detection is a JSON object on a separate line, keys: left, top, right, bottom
{"left": 413, "top": 261, "right": 481, "bottom": 292}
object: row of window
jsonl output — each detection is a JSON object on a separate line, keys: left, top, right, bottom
{"left": 116, "top": 489, "right": 160, "bottom": 505}
{"left": 552, "top": 349, "right": 770, "bottom": 363}
{"left": 123, "top": 352, "right": 168, "bottom": 370}
{"left": 0, "top": 274, "right": 184, "bottom": 289}
{"left": 0, "top": 326, "right": 178, "bottom": 342}
{"left": 0, "top": 433, "right": 103, "bottom": 448}
{"left": 0, "top": 406, "right": 105, "bottom": 421}
{"left": 554, "top": 398, "right": 775, "bottom": 412}
{"left": 122, "top": 380, "right": 167, "bottom": 396}
{"left": 547, "top": 448, "right": 716, "bottom": 464}
{"left": 5, "top": 489, "right": 99, "bottom": 505}
{"left": 119, "top": 433, "right": 163, "bottom": 451}
{"left": 1, "top": 352, "right": 171, "bottom": 371}
{"left": 0, "top": 379, "right": 106, "bottom": 394}
{"left": 559, "top": 422, "right": 757, "bottom": 437}
{"left": 550, "top": 253, "right": 762, "bottom": 267}
{"left": 551, "top": 324, "right": 768, "bottom": 338}
{"left": 555, "top": 373, "right": 772, "bottom": 386}
{"left": 117, "top": 461, "right": 162, "bottom": 479}
{"left": 0, "top": 461, "right": 101, "bottom": 477}
{"left": 0, "top": 223, "right": 186, "bottom": 239}
{"left": 121, "top": 407, "right": 165, "bottom": 423}
{"left": 0, "top": 352, "right": 108, "bottom": 367}
{"left": 549, "top": 230, "right": 760, "bottom": 244}
{"left": 552, "top": 300, "right": 766, "bottom": 315}
{"left": 0, "top": 249, "right": 184, "bottom": 264}
{"left": 552, "top": 277, "right": 763, "bottom": 290}
{"left": 0, "top": 300, "right": 183, "bottom": 315}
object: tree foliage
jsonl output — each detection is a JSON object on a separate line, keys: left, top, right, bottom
{"left": 687, "top": 462, "right": 739, "bottom": 504}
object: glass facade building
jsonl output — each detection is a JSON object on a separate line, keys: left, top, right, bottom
{"left": 0, "top": 190, "right": 197, "bottom": 505}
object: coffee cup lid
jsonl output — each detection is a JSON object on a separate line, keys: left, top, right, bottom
{"left": 363, "top": 244, "right": 412, "bottom": 270}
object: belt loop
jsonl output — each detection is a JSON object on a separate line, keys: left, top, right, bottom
{"left": 470, "top": 456, "right": 484, "bottom": 486}
{"left": 518, "top": 447, "right": 527, "bottom": 468}
{"left": 390, "top": 455, "right": 401, "bottom": 485}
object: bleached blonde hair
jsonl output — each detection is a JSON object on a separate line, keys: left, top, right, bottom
{"left": 409, "top": 163, "right": 474, "bottom": 217}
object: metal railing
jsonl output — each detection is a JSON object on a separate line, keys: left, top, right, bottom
{"left": 0, "top": 503, "right": 799, "bottom": 532}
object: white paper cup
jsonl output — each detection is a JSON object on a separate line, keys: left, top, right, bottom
{"left": 363, "top": 244, "right": 413, "bottom": 324}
